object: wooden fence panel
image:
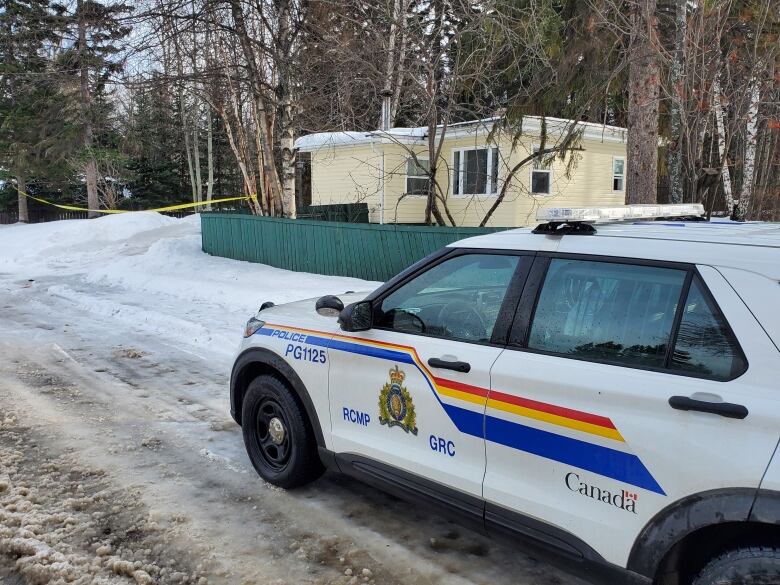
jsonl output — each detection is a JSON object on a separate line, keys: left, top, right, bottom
{"left": 200, "top": 213, "right": 505, "bottom": 281}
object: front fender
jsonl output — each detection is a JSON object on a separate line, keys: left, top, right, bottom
{"left": 230, "top": 347, "right": 326, "bottom": 449}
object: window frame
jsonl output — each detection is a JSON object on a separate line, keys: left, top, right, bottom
{"left": 530, "top": 145, "right": 552, "bottom": 196}
{"left": 506, "top": 253, "right": 748, "bottom": 382}
{"left": 451, "top": 146, "right": 500, "bottom": 197}
{"left": 404, "top": 156, "right": 430, "bottom": 197}
{"left": 369, "top": 248, "right": 534, "bottom": 347}
{"left": 612, "top": 156, "right": 625, "bottom": 192}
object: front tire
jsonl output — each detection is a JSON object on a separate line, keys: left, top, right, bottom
{"left": 242, "top": 375, "right": 324, "bottom": 489}
{"left": 693, "top": 547, "right": 780, "bottom": 585}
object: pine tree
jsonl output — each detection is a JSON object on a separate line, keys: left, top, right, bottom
{"left": 123, "top": 76, "right": 186, "bottom": 208}
{"left": 58, "top": 0, "right": 132, "bottom": 217}
{"left": 0, "top": 0, "right": 66, "bottom": 220}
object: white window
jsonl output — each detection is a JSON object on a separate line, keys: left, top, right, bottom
{"left": 406, "top": 157, "right": 430, "bottom": 195}
{"left": 452, "top": 147, "right": 499, "bottom": 196}
{"left": 530, "top": 146, "right": 552, "bottom": 195}
{"left": 613, "top": 157, "right": 625, "bottom": 192}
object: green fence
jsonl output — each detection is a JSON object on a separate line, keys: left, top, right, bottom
{"left": 201, "top": 213, "right": 506, "bottom": 281}
{"left": 297, "top": 203, "right": 369, "bottom": 223}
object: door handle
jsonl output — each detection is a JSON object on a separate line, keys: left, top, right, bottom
{"left": 669, "top": 396, "right": 748, "bottom": 420}
{"left": 428, "top": 357, "right": 471, "bottom": 373}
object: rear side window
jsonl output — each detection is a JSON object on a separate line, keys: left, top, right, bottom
{"left": 670, "top": 276, "right": 746, "bottom": 379}
{"left": 527, "top": 259, "right": 686, "bottom": 368}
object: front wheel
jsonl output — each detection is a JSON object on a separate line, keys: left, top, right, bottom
{"left": 242, "top": 375, "right": 324, "bottom": 489}
{"left": 693, "top": 547, "right": 780, "bottom": 585}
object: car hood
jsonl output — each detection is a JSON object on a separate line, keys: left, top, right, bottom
{"left": 255, "top": 291, "right": 373, "bottom": 332}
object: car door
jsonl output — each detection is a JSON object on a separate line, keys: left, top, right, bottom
{"left": 328, "top": 250, "right": 532, "bottom": 499}
{"left": 484, "top": 255, "right": 780, "bottom": 567}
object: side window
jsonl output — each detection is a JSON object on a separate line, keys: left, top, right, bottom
{"left": 613, "top": 157, "right": 625, "bottom": 191}
{"left": 406, "top": 157, "right": 429, "bottom": 195}
{"left": 377, "top": 254, "right": 521, "bottom": 343}
{"left": 531, "top": 146, "right": 552, "bottom": 195}
{"left": 527, "top": 259, "right": 686, "bottom": 368}
{"left": 670, "top": 276, "right": 746, "bottom": 380}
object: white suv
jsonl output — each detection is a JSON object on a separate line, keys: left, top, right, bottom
{"left": 230, "top": 205, "right": 780, "bottom": 585}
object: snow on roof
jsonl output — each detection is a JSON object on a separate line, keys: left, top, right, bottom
{"left": 293, "top": 131, "right": 370, "bottom": 150}
{"left": 293, "top": 127, "right": 428, "bottom": 150}
{"left": 295, "top": 116, "right": 627, "bottom": 151}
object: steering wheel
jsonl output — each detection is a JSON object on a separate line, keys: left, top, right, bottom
{"left": 392, "top": 308, "right": 427, "bottom": 333}
{"left": 437, "top": 300, "right": 488, "bottom": 341}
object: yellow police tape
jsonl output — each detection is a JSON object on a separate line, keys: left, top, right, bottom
{"left": 16, "top": 187, "right": 257, "bottom": 214}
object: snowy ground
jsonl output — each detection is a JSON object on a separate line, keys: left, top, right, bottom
{"left": 0, "top": 213, "right": 595, "bottom": 585}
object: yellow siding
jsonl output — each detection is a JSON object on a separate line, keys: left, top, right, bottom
{"left": 501, "top": 135, "right": 627, "bottom": 227}
{"left": 380, "top": 140, "right": 519, "bottom": 228}
{"left": 309, "top": 144, "right": 384, "bottom": 220}
{"left": 306, "top": 128, "right": 626, "bottom": 227}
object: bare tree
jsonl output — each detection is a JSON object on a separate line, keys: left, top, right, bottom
{"left": 666, "top": 0, "right": 686, "bottom": 203}
{"left": 626, "top": 0, "right": 661, "bottom": 204}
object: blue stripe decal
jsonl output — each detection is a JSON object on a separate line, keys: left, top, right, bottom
{"left": 299, "top": 335, "right": 331, "bottom": 348}
{"left": 442, "top": 403, "right": 485, "bottom": 437}
{"left": 327, "top": 338, "right": 415, "bottom": 364}
{"left": 259, "top": 328, "right": 414, "bottom": 364}
{"left": 485, "top": 415, "right": 665, "bottom": 495}
{"left": 258, "top": 326, "right": 663, "bottom": 495}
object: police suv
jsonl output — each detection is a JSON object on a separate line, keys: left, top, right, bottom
{"left": 230, "top": 204, "right": 780, "bottom": 585}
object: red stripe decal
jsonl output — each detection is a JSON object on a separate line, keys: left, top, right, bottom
{"left": 487, "top": 389, "right": 617, "bottom": 430}
{"left": 432, "top": 376, "right": 490, "bottom": 398}
{"left": 435, "top": 377, "right": 615, "bottom": 430}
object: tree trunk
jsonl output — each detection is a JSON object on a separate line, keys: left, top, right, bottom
{"left": 16, "top": 175, "right": 29, "bottom": 223}
{"left": 77, "top": 0, "right": 99, "bottom": 218}
{"left": 667, "top": 0, "right": 686, "bottom": 203}
{"left": 391, "top": 8, "right": 408, "bottom": 124}
{"left": 279, "top": 101, "right": 296, "bottom": 218}
{"left": 204, "top": 18, "right": 215, "bottom": 211}
{"left": 737, "top": 79, "right": 761, "bottom": 219}
{"left": 382, "top": 0, "right": 402, "bottom": 128}
{"left": 626, "top": 0, "right": 661, "bottom": 204}
{"left": 210, "top": 37, "right": 263, "bottom": 215}
{"left": 206, "top": 103, "right": 214, "bottom": 210}
{"left": 229, "top": 0, "right": 284, "bottom": 215}
{"left": 277, "top": 0, "right": 296, "bottom": 218}
{"left": 190, "top": 0, "right": 202, "bottom": 204}
{"left": 181, "top": 96, "right": 198, "bottom": 203}
{"left": 712, "top": 81, "right": 734, "bottom": 213}
{"left": 85, "top": 158, "right": 98, "bottom": 215}
{"left": 193, "top": 108, "right": 202, "bottom": 203}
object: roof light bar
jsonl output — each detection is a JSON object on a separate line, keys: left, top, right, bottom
{"left": 536, "top": 204, "right": 705, "bottom": 223}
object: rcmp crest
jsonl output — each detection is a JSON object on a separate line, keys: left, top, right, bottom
{"left": 379, "top": 366, "right": 418, "bottom": 435}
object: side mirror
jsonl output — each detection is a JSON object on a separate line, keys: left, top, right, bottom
{"left": 315, "top": 295, "right": 344, "bottom": 317}
{"left": 338, "top": 300, "right": 373, "bottom": 332}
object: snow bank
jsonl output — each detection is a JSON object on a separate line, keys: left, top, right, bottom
{"left": 0, "top": 212, "right": 179, "bottom": 272}
{"left": 84, "top": 233, "right": 370, "bottom": 315}
{"left": 0, "top": 212, "right": 378, "bottom": 357}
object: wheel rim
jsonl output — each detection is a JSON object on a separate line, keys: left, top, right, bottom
{"left": 253, "top": 397, "right": 292, "bottom": 471}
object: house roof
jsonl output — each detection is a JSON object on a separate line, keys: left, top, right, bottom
{"left": 294, "top": 116, "right": 627, "bottom": 151}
